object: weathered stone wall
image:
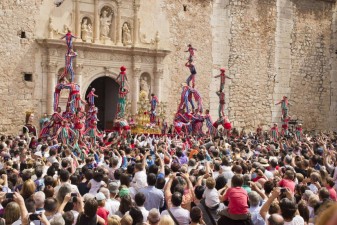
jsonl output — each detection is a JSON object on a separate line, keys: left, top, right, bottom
{"left": 289, "top": 0, "right": 333, "bottom": 131}
{"left": 0, "top": 0, "right": 42, "bottom": 133}
{"left": 226, "top": 0, "right": 277, "bottom": 129}
{"left": 163, "top": 0, "right": 213, "bottom": 119}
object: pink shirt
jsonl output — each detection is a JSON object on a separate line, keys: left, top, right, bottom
{"left": 278, "top": 179, "right": 295, "bottom": 193}
{"left": 327, "top": 186, "right": 337, "bottom": 201}
{"left": 97, "top": 206, "right": 109, "bottom": 225}
{"left": 223, "top": 187, "right": 249, "bottom": 214}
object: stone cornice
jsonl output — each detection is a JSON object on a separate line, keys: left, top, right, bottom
{"left": 36, "top": 39, "right": 171, "bottom": 58}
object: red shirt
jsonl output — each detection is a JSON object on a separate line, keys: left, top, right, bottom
{"left": 223, "top": 187, "right": 249, "bottom": 214}
{"left": 278, "top": 179, "right": 295, "bottom": 193}
{"left": 327, "top": 186, "right": 337, "bottom": 201}
{"left": 97, "top": 206, "right": 109, "bottom": 225}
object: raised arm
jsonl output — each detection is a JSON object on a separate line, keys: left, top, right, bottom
{"left": 260, "top": 188, "right": 280, "bottom": 220}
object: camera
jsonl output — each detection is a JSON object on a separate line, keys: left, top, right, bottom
{"left": 29, "top": 213, "right": 41, "bottom": 221}
{"left": 6, "top": 193, "right": 14, "bottom": 199}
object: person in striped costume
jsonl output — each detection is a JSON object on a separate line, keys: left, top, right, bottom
{"left": 69, "top": 93, "right": 87, "bottom": 113}
{"left": 270, "top": 123, "right": 279, "bottom": 141}
{"left": 216, "top": 90, "right": 225, "bottom": 118}
{"left": 61, "top": 30, "right": 77, "bottom": 54}
{"left": 281, "top": 115, "right": 291, "bottom": 136}
{"left": 59, "top": 50, "right": 77, "bottom": 83}
{"left": 193, "top": 109, "right": 204, "bottom": 137}
{"left": 184, "top": 44, "right": 197, "bottom": 62}
{"left": 173, "top": 120, "right": 189, "bottom": 135}
{"left": 39, "top": 121, "right": 52, "bottom": 139}
{"left": 112, "top": 117, "right": 130, "bottom": 136}
{"left": 86, "top": 88, "right": 98, "bottom": 106}
{"left": 190, "top": 88, "right": 203, "bottom": 113}
{"left": 64, "top": 82, "right": 80, "bottom": 114}
{"left": 275, "top": 96, "right": 289, "bottom": 118}
{"left": 116, "top": 66, "right": 128, "bottom": 90}
{"left": 86, "top": 107, "right": 98, "bottom": 129}
{"left": 54, "top": 120, "right": 76, "bottom": 145}
{"left": 73, "top": 111, "right": 85, "bottom": 141}
{"left": 53, "top": 81, "right": 65, "bottom": 112}
{"left": 295, "top": 124, "right": 303, "bottom": 141}
{"left": 214, "top": 68, "right": 231, "bottom": 92}
{"left": 150, "top": 93, "right": 159, "bottom": 124}
{"left": 204, "top": 109, "right": 216, "bottom": 136}
{"left": 117, "top": 88, "right": 129, "bottom": 118}
{"left": 84, "top": 120, "right": 102, "bottom": 145}
{"left": 185, "top": 60, "right": 197, "bottom": 88}
{"left": 50, "top": 107, "right": 63, "bottom": 136}
{"left": 177, "top": 83, "right": 191, "bottom": 113}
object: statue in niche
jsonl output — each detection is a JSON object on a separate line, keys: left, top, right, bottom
{"left": 140, "top": 76, "right": 150, "bottom": 98}
{"left": 81, "top": 18, "right": 90, "bottom": 42}
{"left": 122, "top": 23, "right": 132, "bottom": 46}
{"left": 48, "top": 17, "right": 57, "bottom": 39}
{"left": 88, "top": 24, "right": 93, "bottom": 41}
{"left": 100, "top": 9, "right": 112, "bottom": 39}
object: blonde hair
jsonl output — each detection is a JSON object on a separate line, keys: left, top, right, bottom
{"left": 120, "top": 215, "right": 132, "bottom": 225}
{"left": 21, "top": 179, "right": 36, "bottom": 199}
{"left": 206, "top": 177, "right": 216, "bottom": 189}
{"left": 4, "top": 202, "right": 20, "bottom": 225}
{"left": 108, "top": 215, "right": 121, "bottom": 225}
{"left": 158, "top": 215, "right": 175, "bottom": 225}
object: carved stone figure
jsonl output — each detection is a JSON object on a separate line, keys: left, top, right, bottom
{"left": 48, "top": 17, "right": 57, "bottom": 39}
{"left": 81, "top": 18, "right": 89, "bottom": 42}
{"left": 122, "top": 23, "right": 132, "bottom": 46}
{"left": 88, "top": 24, "right": 93, "bottom": 42}
{"left": 140, "top": 76, "right": 150, "bottom": 96}
{"left": 100, "top": 10, "right": 112, "bottom": 39}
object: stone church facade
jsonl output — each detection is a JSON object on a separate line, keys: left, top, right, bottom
{"left": 0, "top": 0, "right": 336, "bottom": 133}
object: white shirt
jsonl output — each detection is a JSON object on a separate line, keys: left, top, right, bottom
{"left": 132, "top": 170, "right": 147, "bottom": 190}
{"left": 106, "top": 198, "right": 120, "bottom": 217}
{"left": 284, "top": 215, "right": 305, "bottom": 225}
{"left": 308, "top": 183, "right": 318, "bottom": 194}
{"left": 71, "top": 210, "right": 79, "bottom": 225}
{"left": 161, "top": 206, "right": 190, "bottom": 225}
{"left": 88, "top": 179, "right": 106, "bottom": 194}
{"left": 203, "top": 187, "right": 220, "bottom": 208}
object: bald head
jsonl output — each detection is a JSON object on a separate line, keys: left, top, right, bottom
{"left": 268, "top": 214, "right": 284, "bottom": 225}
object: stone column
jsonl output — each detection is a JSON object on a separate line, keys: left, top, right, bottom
{"left": 75, "top": 63, "right": 83, "bottom": 95}
{"left": 94, "top": 0, "right": 100, "bottom": 43}
{"left": 132, "top": 0, "right": 140, "bottom": 47}
{"left": 74, "top": 0, "right": 81, "bottom": 41}
{"left": 46, "top": 62, "right": 58, "bottom": 115}
{"left": 131, "top": 69, "right": 141, "bottom": 115}
{"left": 116, "top": 2, "right": 122, "bottom": 46}
{"left": 154, "top": 68, "right": 163, "bottom": 100}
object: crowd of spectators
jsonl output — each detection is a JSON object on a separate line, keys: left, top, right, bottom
{"left": 0, "top": 129, "right": 336, "bottom": 225}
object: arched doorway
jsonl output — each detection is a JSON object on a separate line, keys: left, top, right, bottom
{"left": 85, "top": 77, "right": 119, "bottom": 130}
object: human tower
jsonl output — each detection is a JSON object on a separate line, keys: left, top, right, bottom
{"left": 168, "top": 44, "right": 232, "bottom": 137}
{"left": 39, "top": 30, "right": 131, "bottom": 148}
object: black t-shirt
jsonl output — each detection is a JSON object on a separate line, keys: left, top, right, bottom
{"left": 76, "top": 213, "right": 97, "bottom": 225}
